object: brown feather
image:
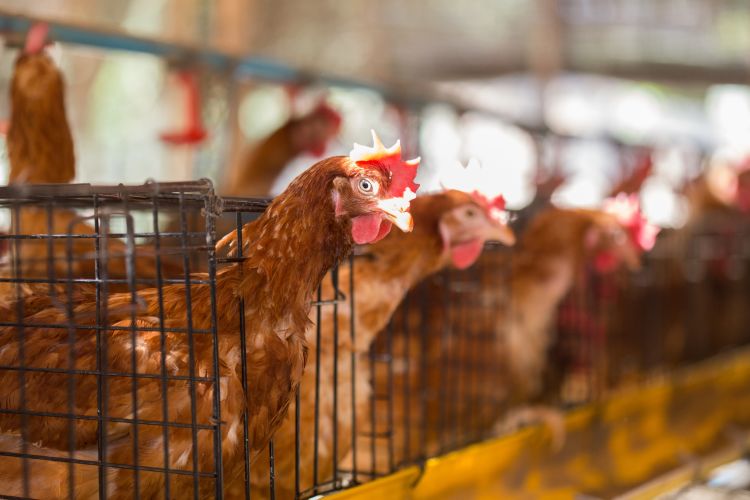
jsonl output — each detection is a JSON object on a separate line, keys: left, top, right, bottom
{"left": 0, "top": 156, "right": 366, "bottom": 498}
{"left": 224, "top": 108, "right": 340, "bottom": 197}
{"left": 0, "top": 50, "right": 183, "bottom": 305}
{"left": 355, "top": 207, "right": 642, "bottom": 473}
{"left": 7, "top": 51, "right": 74, "bottom": 184}
{"left": 246, "top": 191, "right": 511, "bottom": 498}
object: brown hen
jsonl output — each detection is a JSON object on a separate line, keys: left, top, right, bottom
{"left": 0, "top": 136, "right": 420, "bottom": 498}
{"left": 245, "top": 189, "right": 515, "bottom": 499}
{"left": 7, "top": 23, "right": 74, "bottom": 185}
{"left": 356, "top": 206, "right": 645, "bottom": 474}
{"left": 0, "top": 24, "right": 183, "bottom": 306}
{"left": 224, "top": 103, "right": 342, "bottom": 197}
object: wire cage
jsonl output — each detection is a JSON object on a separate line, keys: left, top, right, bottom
{"left": 1, "top": 180, "right": 750, "bottom": 500}
{"left": 0, "top": 180, "right": 223, "bottom": 498}
{"left": 0, "top": 180, "right": 361, "bottom": 500}
{"left": 350, "top": 214, "right": 750, "bottom": 486}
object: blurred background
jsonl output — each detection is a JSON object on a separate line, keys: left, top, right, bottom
{"left": 4, "top": 2, "right": 750, "bottom": 498}
{"left": 1, "top": 0, "right": 749, "bottom": 228}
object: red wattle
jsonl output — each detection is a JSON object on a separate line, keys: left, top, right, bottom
{"left": 594, "top": 251, "right": 620, "bottom": 273}
{"left": 371, "top": 220, "right": 393, "bottom": 243}
{"left": 352, "top": 214, "right": 384, "bottom": 244}
{"left": 450, "top": 239, "right": 483, "bottom": 269}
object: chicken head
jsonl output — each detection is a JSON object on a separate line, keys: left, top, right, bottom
{"left": 438, "top": 190, "right": 516, "bottom": 269}
{"left": 290, "top": 103, "right": 342, "bottom": 157}
{"left": 332, "top": 130, "right": 420, "bottom": 244}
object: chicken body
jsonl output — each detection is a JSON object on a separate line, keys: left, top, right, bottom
{"left": 1, "top": 34, "right": 182, "bottom": 303}
{"left": 245, "top": 191, "right": 514, "bottom": 498}
{"left": 356, "top": 207, "right": 643, "bottom": 474}
{"left": 0, "top": 153, "right": 416, "bottom": 498}
{"left": 224, "top": 105, "right": 341, "bottom": 198}
{"left": 7, "top": 46, "right": 75, "bottom": 184}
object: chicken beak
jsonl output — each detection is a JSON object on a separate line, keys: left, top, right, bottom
{"left": 377, "top": 197, "right": 414, "bottom": 232}
{"left": 488, "top": 223, "right": 516, "bottom": 246}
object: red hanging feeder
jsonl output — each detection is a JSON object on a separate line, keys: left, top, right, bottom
{"left": 160, "top": 70, "right": 208, "bottom": 145}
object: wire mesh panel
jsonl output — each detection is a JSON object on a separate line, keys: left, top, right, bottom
{"left": 0, "top": 181, "right": 257, "bottom": 499}
{"left": 355, "top": 243, "right": 516, "bottom": 479}
{"left": 2, "top": 182, "right": 750, "bottom": 499}
{"left": 0, "top": 181, "right": 225, "bottom": 498}
{"left": 0, "top": 182, "right": 365, "bottom": 500}
{"left": 215, "top": 198, "right": 358, "bottom": 500}
{"left": 342, "top": 213, "right": 750, "bottom": 489}
{"left": 606, "top": 213, "right": 750, "bottom": 382}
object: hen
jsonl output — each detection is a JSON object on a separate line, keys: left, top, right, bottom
{"left": 6, "top": 23, "right": 74, "bottom": 185}
{"left": 0, "top": 132, "right": 419, "bottom": 499}
{"left": 501, "top": 198, "right": 653, "bottom": 400}
{"left": 245, "top": 189, "right": 515, "bottom": 498}
{"left": 620, "top": 162, "right": 748, "bottom": 371}
{"left": 0, "top": 23, "right": 183, "bottom": 306}
{"left": 224, "top": 103, "right": 342, "bottom": 197}
{"left": 357, "top": 202, "right": 650, "bottom": 474}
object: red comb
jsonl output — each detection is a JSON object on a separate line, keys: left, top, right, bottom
{"left": 471, "top": 191, "right": 507, "bottom": 224}
{"left": 24, "top": 23, "right": 49, "bottom": 55}
{"left": 350, "top": 130, "right": 420, "bottom": 198}
{"left": 603, "top": 194, "right": 659, "bottom": 252}
{"left": 439, "top": 159, "right": 509, "bottom": 224}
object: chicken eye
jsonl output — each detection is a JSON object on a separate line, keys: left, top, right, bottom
{"left": 465, "top": 208, "right": 477, "bottom": 218}
{"left": 358, "top": 178, "right": 377, "bottom": 194}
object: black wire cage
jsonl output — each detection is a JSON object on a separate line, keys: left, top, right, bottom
{"left": 1, "top": 181, "right": 750, "bottom": 499}
{"left": 0, "top": 180, "right": 235, "bottom": 498}
{"left": 355, "top": 213, "right": 750, "bottom": 482}
{"left": 0, "top": 180, "right": 361, "bottom": 500}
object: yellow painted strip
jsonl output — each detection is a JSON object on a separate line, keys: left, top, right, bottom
{"left": 325, "top": 347, "right": 750, "bottom": 499}
{"left": 324, "top": 467, "right": 421, "bottom": 500}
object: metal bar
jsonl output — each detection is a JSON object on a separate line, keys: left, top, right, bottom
{"left": 0, "top": 364, "right": 216, "bottom": 381}
{"left": 294, "top": 386, "right": 300, "bottom": 499}
{"left": 369, "top": 331, "right": 377, "bottom": 479}
{"left": 312, "top": 285, "right": 322, "bottom": 493}
{"left": 348, "top": 255, "right": 357, "bottom": 485}
{"left": 402, "top": 294, "right": 411, "bottom": 466}
{"left": 122, "top": 195, "right": 143, "bottom": 498}
{"left": 234, "top": 213, "right": 251, "bottom": 500}
{"left": 0, "top": 231, "right": 209, "bottom": 241}
{"left": 0, "top": 277, "right": 214, "bottom": 286}
{"left": 11, "top": 203, "right": 30, "bottom": 498}
{"left": 386, "top": 318, "right": 395, "bottom": 473}
{"left": 0, "top": 408, "right": 217, "bottom": 429}
{"left": 418, "top": 281, "right": 429, "bottom": 462}
{"left": 93, "top": 195, "right": 108, "bottom": 500}
{"left": 331, "top": 265, "right": 340, "bottom": 487}
{"left": 206, "top": 190, "right": 225, "bottom": 499}
{"left": 452, "top": 277, "right": 466, "bottom": 450}
{"left": 269, "top": 441, "right": 276, "bottom": 500}
{"left": 0, "top": 12, "right": 633, "bottom": 123}
{"left": 177, "top": 193, "right": 201, "bottom": 499}
{"left": 0, "top": 179, "right": 214, "bottom": 198}
{"left": 0, "top": 11, "right": 431, "bottom": 107}
{"left": 63, "top": 204, "right": 78, "bottom": 499}
{"left": 0, "top": 323, "right": 215, "bottom": 334}
{"left": 0, "top": 450, "right": 217, "bottom": 477}
{"left": 152, "top": 195, "right": 172, "bottom": 500}
{"left": 437, "top": 270, "right": 452, "bottom": 454}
